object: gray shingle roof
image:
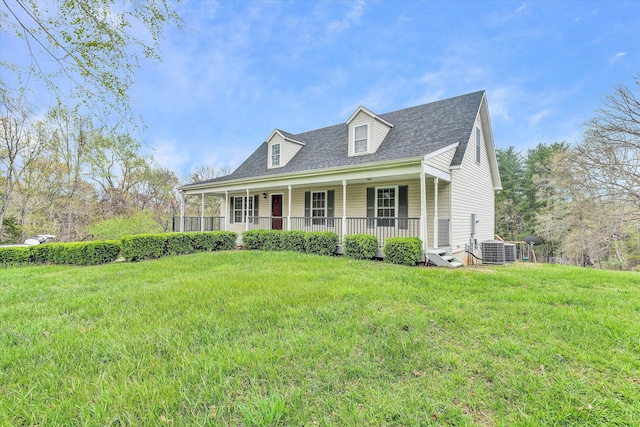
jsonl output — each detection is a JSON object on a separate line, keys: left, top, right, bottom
{"left": 187, "top": 90, "right": 484, "bottom": 186}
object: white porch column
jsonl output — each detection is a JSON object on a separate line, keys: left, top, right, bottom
{"left": 420, "top": 160, "right": 428, "bottom": 255}
{"left": 342, "top": 180, "right": 347, "bottom": 243}
{"left": 245, "top": 188, "right": 250, "bottom": 232}
{"left": 179, "top": 192, "right": 185, "bottom": 232}
{"left": 433, "top": 177, "right": 439, "bottom": 248}
{"left": 224, "top": 191, "right": 229, "bottom": 231}
{"left": 200, "top": 192, "right": 205, "bottom": 232}
{"left": 287, "top": 185, "right": 292, "bottom": 231}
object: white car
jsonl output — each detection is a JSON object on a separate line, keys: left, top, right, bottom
{"left": 24, "top": 234, "right": 57, "bottom": 246}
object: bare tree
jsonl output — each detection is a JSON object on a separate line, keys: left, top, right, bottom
{"left": 576, "top": 74, "right": 640, "bottom": 215}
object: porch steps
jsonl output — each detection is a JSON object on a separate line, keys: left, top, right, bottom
{"left": 428, "top": 248, "right": 463, "bottom": 268}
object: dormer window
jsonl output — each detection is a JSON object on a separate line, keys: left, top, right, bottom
{"left": 271, "top": 143, "right": 281, "bottom": 167}
{"left": 354, "top": 124, "right": 369, "bottom": 153}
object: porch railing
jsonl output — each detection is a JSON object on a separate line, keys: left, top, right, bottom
{"left": 172, "top": 216, "right": 225, "bottom": 232}
{"left": 289, "top": 216, "right": 342, "bottom": 235}
{"left": 345, "top": 217, "right": 420, "bottom": 247}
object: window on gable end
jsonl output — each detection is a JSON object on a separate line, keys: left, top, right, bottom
{"left": 271, "top": 143, "right": 281, "bottom": 167}
{"left": 475, "top": 127, "right": 481, "bottom": 164}
{"left": 354, "top": 124, "right": 369, "bottom": 154}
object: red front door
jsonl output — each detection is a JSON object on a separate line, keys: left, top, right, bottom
{"left": 271, "top": 195, "right": 283, "bottom": 230}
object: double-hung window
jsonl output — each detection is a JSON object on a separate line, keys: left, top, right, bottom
{"left": 271, "top": 143, "right": 281, "bottom": 167}
{"left": 376, "top": 187, "right": 396, "bottom": 227}
{"left": 354, "top": 124, "right": 368, "bottom": 154}
{"left": 311, "top": 191, "right": 326, "bottom": 225}
{"left": 232, "top": 196, "right": 254, "bottom": 223}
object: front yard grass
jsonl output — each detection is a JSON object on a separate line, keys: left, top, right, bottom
{"left": 1, "top": 251, "right": 638, "bottom": 426}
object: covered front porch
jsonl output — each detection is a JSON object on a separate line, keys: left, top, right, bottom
{"left": 175, "top": 158, "right": 453, "bottom": 253}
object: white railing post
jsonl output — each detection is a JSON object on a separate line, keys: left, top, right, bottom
{"left": 420, "top": 159, "right": 428, "bottom": 255}
{"left": 433, "top": 177, "right": 438, "bottom": 248}
{"left": 179, "top": 192, "right": 185, "bottom": 232}
{"left": 287, "top": 185, "right": 292, "bottom": 231}
{"left": 201, "top": 192, "right": 205, "bottom": 232}
{"left": 342, "top": 180, "right": 347, "bottom": 243}
{"left": 224, "top": 191, "right": 228, "bottom": 231}
{"left": 246, "top": 189, "right": 250, "bottom": 232}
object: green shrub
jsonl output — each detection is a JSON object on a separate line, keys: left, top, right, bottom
{"left": 165, "top": 233, "right": 194, "bottom": 255}
{"left": 383, "top": 237, "right": 423, "bottom": 266}
{"left": 58, "top": 241, "right": 122, "bottom": 265}
{"left": 281, "top": 231, "right": 305, "bottom": 252}
{"left": 190, "top": 231, "right": 237, "bottom": 252}
{"left": 262, "top": 231, "right": 284, "bottom": 251}
{"left": 343, "top": 234, "right": 379, "bottom": 260}
{"left": 29, "top": 244, "right": 54, "bottom": 264}
{"left": 0, "top": 246, "right": 31, "bottom": 266}
{"left": 121, "top": 234, "right": 166, "bottom": 261}
{"left": 242, "top": 230, "right": 266, "bottom": 250}
{"left": 304, "top": 232, "right": 339, "bottom": 256}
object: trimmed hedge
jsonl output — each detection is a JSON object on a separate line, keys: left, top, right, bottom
{"left": 281, "top": 231, "right": 305, "bottom": 252}
{"left": 242, "top": 230, "right": 338, "bottom": 256}
{"left": 383, "top": 237, "right": 423, "bottom": 266}
{"left": 121, "top": 234, "right": 166, "bottom": 261}
{"left": 1, "top": 231, "right": 237, "bottom": 267}
{"left": 0, "top": 246, "right": 31, "bottom": 266}
{"left": 304, "top": 232, "right": 339, "bottom": 256}
{"left": 1, "top": 241, "right": 122, "bottom": 267}
{"left": 343, "top": 234, "right": 379, "bottom": 260}
{"left": 122, "top": 231, "right": 237, "bottom": 262}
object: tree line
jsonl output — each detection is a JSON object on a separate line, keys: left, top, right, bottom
{"left": 496, "top": 75, "right": 640, "bottom": 270}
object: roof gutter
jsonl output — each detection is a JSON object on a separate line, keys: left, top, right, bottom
{"left": 179, "top": 156, "right": 424, "bottom": 192}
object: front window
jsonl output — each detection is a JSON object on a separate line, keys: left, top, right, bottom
{"left": 312, "top": 191, "right": 326, "bottom": 225}
{"left": 376, "top": 187, "right": 396, "bottom": 227}
{"left": 271, "top": 143, "right": 281, "bottom": 167}
{"left": 233, "top": 196, "right": 254, "bottom": 223}
{"left": 354, "top": 124, "right": 368, "bottom": 153}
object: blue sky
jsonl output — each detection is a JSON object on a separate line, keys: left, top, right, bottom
{"left": 5, "top": 1, "right": 640, "bottom": 179}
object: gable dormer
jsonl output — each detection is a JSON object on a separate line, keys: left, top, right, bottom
{"left": 346, "top": 106, "right": 393, "bottom": 156}
{"left": 266, "top": 129, "right": 305, "bottom": 169}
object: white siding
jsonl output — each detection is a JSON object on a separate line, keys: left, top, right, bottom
{"left": 425, "top": 147, "right": 456, "bottom": 171}
{"left": 267, "top": 134, "right": 303, "bottom": 168}
{"left": 450, "top": 114, "right": 496, "bottom": 257}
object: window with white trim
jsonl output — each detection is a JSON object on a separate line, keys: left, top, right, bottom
{"left": 232, "top": 196, "right": 254, "bottom": 223}
{"left": 311, "top": 191, "right": 326, "bottom": 225}
{"left": 376, "top": 187, "right": 397, "bottom": 227}
{"left": 271, "top": 143, "right": 281, "bottom": 167}
{"left": 354, "top": 124, "right": 368, "bottom": 153}
{"left": 475, "top": 127, "right": 481, "bottom": 164}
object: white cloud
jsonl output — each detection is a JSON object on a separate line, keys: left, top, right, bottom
{"left": 615, "top": 52, "right": 627, "bottom": 57}
{"left": 150, "top": 137, "right": 192, "bottom": 175}
{"left": 326, "top": 0, "right": 365, "bottom": 34}
{"left": 516, "top": 3, "right": 527, "bottom": 13}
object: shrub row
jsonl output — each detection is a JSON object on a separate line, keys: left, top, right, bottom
{"left": 0, "top": 241, "right": 122, "bottom": 267}
{"left": 242, "top": 230, "right": 338, "bottom": 256}
{"left": 121, "top": 231, "right": 237, "bottom": 262}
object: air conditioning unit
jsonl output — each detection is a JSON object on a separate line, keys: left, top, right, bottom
{"left": 504, "top": 243, "right": 516, "bottom": 263}
{"left": 482, "top": 240, "right": 505, "bottom": 264}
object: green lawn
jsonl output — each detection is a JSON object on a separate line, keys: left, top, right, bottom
{"left": 1, "top": 251, "right": 638, "bottom": 426}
